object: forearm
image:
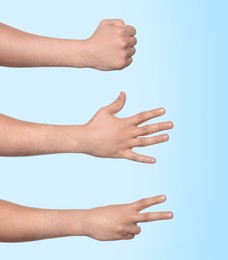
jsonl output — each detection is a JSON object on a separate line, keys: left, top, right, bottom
{"left": 0, "top": 114, "right": 85, "bottom": 156}
{"left": 0, "top": 22, "right": 90, "bottom": 68}
{"left": 0, "top": 196, "right": 173, "bottom": 242}
{"left": 0, "top": 200, "right": 86, "bottom": 242}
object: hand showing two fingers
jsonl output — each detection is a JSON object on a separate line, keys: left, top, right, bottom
{"left": 84, "top": 195, "right": 173, "bottom": 241}
{"left": 82, "top": 91, "right": 173, "bottom": 163}
{"left": 87, "top": 19, "right": 137, "bottom": 70}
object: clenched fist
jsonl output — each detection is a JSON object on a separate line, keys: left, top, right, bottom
{"left": 0, "top": 20, "right": 136, "bottom": 70}
{"left": 86, "top": 19, "right": 137, "bottom": 70}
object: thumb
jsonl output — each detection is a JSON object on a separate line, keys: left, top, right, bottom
{"left": 105, "top": 91, "right": 126, "bottom": 114}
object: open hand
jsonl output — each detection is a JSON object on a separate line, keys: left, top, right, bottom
{"left": 82, "top": 92, "right": 173, "bottom": 163}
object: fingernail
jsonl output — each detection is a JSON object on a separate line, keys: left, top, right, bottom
{"left": 163, "top": 134, "right": 169, "bottom": 141}
{"left": 168, "top": 122, "right": 173, "bottom": 128}
{"left": 150, "top": 158, "right": 156, "bottom": 163}
{"left": 166, "top": 212, "right": 173, "bottom": 219}
{"left": 160, "top": 195, "right": 166, "bottom": 201}
{"left": 159, "top": 108, "right": 165, "bottom": 114}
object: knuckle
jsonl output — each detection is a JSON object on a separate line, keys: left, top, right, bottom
{"left": 116, "top": 19, "right": 125, "bottom": 25}
{"left": 155, "top": 212, "right": 165, "bottom": 220}
{"left": 119, "top": 39, "right": 128, "bottom": 49}
{"left": 116, "top": 27, "right": 125, "bottom": 36}
{"left": 155, "top": 123, "right": 165, "bottom": 132}
{"left": 141, "top": 213, "right": 150, "bottom": 222}
{"left": 159, "top": 212, "right": 165, "bottom": 219}
{"left": 114, "top": 98, "right": 122, "bottom": 107}
{"left": 143, "top": 157, "right": 151, "bottom": 163}
{"left": 141, "top": 125, "right": 149, "bottom": 135}
{"left": 116, "top": 225, "right": 126, "bottom": 235}
{"left": 152, "top": 110, "right": 158, "bottom": 117}
{"left": 157, "top": 123, "right": 164, "bottom": 131}
{"left": 137, "top": 138, "right": 145, "bottom": 147}
{"left": 137, "top": 112, "right": 147, "bottom": 122}
{"left": 156, "top": 135, "right": 165, "bottom": 142}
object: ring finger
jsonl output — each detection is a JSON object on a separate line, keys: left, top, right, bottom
{"left": 127, "top": 47, "right": 136, "bottom": 57}
{"left": 131, "top": 134, "right": 169, "bottom": 148}
{"left": 129, "top": 36, "right": 137, "bottom": 47}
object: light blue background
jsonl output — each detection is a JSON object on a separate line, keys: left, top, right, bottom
{"left": 0, "top": 0, "right": 227, "bottom": 259}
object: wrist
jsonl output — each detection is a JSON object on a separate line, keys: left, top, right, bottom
{"left": 50, "top": 124, "right": 87, "bottom": 154}
{"left": 62, "top": 209, "right": 89, "bottom": 237}
{"left": 58, "top": 39, "right": 93, "bottom": 68}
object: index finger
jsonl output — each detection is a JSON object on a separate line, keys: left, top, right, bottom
{"left": 127, "top": 108, "right": 166, "bottom": 126}
{"left": 125, "top": 25, "right": 137, "bottom": 36}
{"left": 131, "top": 195, "right": 167, "bottom": 211}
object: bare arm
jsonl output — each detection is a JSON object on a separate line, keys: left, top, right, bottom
{"left": 0, "top": 92, "right": 173, "bottom": 163}
{"left": 0, "top": 19, "right": 136, "bottom": 70}
{"left": 0, "top": 195, "right": 173, "bottom": 242}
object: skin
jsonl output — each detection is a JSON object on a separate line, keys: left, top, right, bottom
{"left": 0, "top": 19, "right": 173, "bottom": 243}
{"left": 0, "top": 92, "right": 173, "bottom": 163}
{"left": 0, "top": 19, "right": 136, "bottom": 70}
{"left": 0, "top": 195, "right": 173, "bottom": 242}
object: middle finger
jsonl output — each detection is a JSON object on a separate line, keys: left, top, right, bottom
{"left": 135, "top": 121, "right": 173, "bottom": 137}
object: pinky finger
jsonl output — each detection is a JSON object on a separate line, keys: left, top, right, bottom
{"left": 127, "top": 57, "right": 133, "bottom": 66}
{"left": 124, "top": 234, "right": 135, "bottom": 240}
{"left": 124, "top": 150, "right": 156, "bottom": 164}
